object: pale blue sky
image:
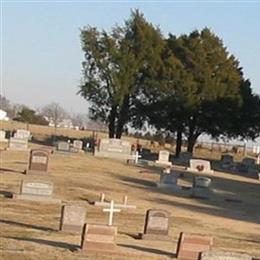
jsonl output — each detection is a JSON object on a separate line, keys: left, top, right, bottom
{"left": 2, "top": 1, "right": 260, "bottom": 114}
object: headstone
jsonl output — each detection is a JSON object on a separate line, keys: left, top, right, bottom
{"left": 26, "top": 149, "right": 49, "bottom": 175}
{"left": 220, "top": 154, "right": 234, "bottom": 170}
{"left": 7, "top": 137, "right": 29, "bottom": 151}
{"left": 81, "top": 224, "right": 117, "bottom": 252}
{"left": 94, "top": 138, "right": 132, "bottom": 160}
{"left": 252, "top": 145, "right": 260, "bottom": 155}
{"left": 176, "top": 232, "right": 213, "bottom": 260}
{"left": 0, "top": 130, "right": 8, "bottom": 142}
{"left": 157, "top": 173, "right": 180, "bottom": 191}
{"left": 60, "top": 204, "right": 87, "bottom": 233}
{"left": 71, "top": 140, "right": 83, "bottom": 153}
{"left": 201, "top": 251, "right": 252, "bottom": 260}
{"left": 192, "top": 177, "right": 212, "bottom": 199}
{"left": 13, "top": 179, "right": 61, "bottom": 203}
{"left": 238, "top": 157, "right": 257, "bottom": 173}
{"left": 242, "top": 157, "right": 255, "bottom": 167}
{"left": 142, "top": 209, "right": 171, "bottom": 240}
{"left": 14, "top": 129, "right": 31, "bottom": 139}
{"left": 57, "top": 141, "right": 70, "bottom": 152}
{"left": 155, "top": 150, "right": 172, "bottom": 166}
{"left": 187, "top": 159, "right": 214, "bottom": 174}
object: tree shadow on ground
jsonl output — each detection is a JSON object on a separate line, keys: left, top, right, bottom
{"left": 118, "top": 169, "right": 260, "bottom": 225}
{"left": 118, "top": 244, "right": 175, "bottom": 258}
{"left": 0, "top": 219, "right": 56, "bottom": 232}
{"left": 0, "top": 167, "right": 25, "bottom": 174}
{"left": 5, "top": 236, "right": 79, "bottom": 251}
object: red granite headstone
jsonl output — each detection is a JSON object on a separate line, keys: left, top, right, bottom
{"left": 26, "top": 149, "right": 49, "bottom": 175}
{"left": 176, "top": 232, "right": 213, "bottom": 260}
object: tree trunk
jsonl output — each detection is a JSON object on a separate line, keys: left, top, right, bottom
{"left": 115, "top": 95, "right": 129, "bottom": 139}
{"left": 187, "top": 132, "right": 201, "bottom": 153}
{"left": 175, "top": 129, "right": 182, "bottom": 158}
{"left": 108, "top": 105, "right": 117, "bottom": 138}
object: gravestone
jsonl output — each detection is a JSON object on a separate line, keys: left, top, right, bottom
{"left": 155, "top": 150, "right": 172, "bottom": 166}
{"left": 7, "top": 137, "right": 29, "bottom": 151}
{"left": 94, "top": 138, "right": 132, "bottom": 160}
{"left": 26, "top": 149, "right": 49, "bottom": 175}
{"left": 221, "top": 154, "right": 234, "bottom": 170}
{"left": 13, "top": 179, "right": 61, "bottom": 203}
{"left": 81, "top": 224, "right": 117, "bottom": 252}
{"left": 157, "top": 173, "right": 180, "bottom": 191}
{"left": 60, "top": 204, "right": 87, "bottom": 233}
{"left": 0, "top": 130, "right": 8, "bottom": 142}
{"left": 57, "top": 141, "right": 70, "bottom": 152}
{"left": 14, "top": 129, "right": 31, "bottom": 139}
{"left": 142, "top": 209, "right": 171, "bottom": 240}
{"left": 71, "top": 140, "right": 83, "bottom": 153}
{"left": 238, "top": 157, "right": 257, "bottom": 173}
{"left": 176, "top": 232, "right": 213, "bottom": 260}
{"left": 201, "top": 251, "right": 252, "bottom": 260}
{"left": 192, "top": 177, "right": 212, "bottom": 199}
{"left": 187, "top": 159, "right": 214, "bottom": 174}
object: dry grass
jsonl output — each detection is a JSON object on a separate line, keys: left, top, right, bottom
{"left": 0, "top": 139, "right": 260, "bottom": 260}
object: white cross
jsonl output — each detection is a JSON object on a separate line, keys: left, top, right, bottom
{"left": 103, "top": 200, "right": 121, "bottom": 226}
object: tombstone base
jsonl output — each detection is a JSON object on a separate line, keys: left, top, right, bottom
{"left": 141, "top": 233, "right": 171, "bottom": 241}
{"left": 191, "top": 187, "right": 212, "bottom": 199}
{"left": 25, "top": 170, "right": 50, "bottom": 176}
{"left": 155, "top": 160, "right": 172, "bottom": 167}
{"left": 157, "top": 183, "right": 181, "bottom": 191}
{"left": 60, "top": 224, "right": 83, "bottom": 233}
{"left": 80, "top": 241, "right": 117, "bottom": 252}
{"left": 187, "top": 167, "right": 214, "bottom": 174}
{"left": 6, "top": 148, "right": 30, "bottom": 152}
{"left": 13, "top": 194, "right": 61, "bottom": 203}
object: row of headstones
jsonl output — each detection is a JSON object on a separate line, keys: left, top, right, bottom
{"left": 10, "top": 182, "right": 254, "bottom": 260}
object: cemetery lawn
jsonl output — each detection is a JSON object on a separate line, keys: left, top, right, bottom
{"left": 1, "top": 144, "right": 260, "bottom": 259}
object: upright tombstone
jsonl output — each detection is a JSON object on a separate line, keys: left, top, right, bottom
{"left": 157, "top": 173, "right": 180, "bottom": 191}
{"left": 81, "top": 224, "right": 117, "bottom": 252}
{"left": 187, "top": 159, "right": 214, "bottom": 174}
{"left": 57, "top": 141, "right": 70, "bottom": 153}
{"left": 26, "top": 149, "right": 49, "bottom": 175}
{"left": 71, "top": 140, "right": 83, "bottom": 153}
{"left": 60, "top": 204, "right": 87, "bottom": 233}
{"left": 239, "top": 157, "right": 257, "bottom": 173}
{"left": 155, "top": 150, "right": 172, "bottom": 166}
{"left": 7, "top": 137, "right": 29, "bottom": 151}
{"left": 14, "top": 129, "right": 31, "bottom": 139}
{"left": 201, "top": 251, "right": 252, "bottom": 260}
{"left": 176, "top": 232, "right": 213, "bottom": 260}
{"left": 220, "top": 154, "right": 234, "bottom": 170}
{"left": 94, "top": 138, "right": 132, "bottom": 160}
{"left": 192, "top": 176, "right": 212, "bottom": 199}
{"left": 0, "top": 130, "right": 8, "bottom": 142}
{"left": 13, "top": 179, "right": 61, "bottom": 203}
{"left": 142, "top": 209, "right": 171, "bottom": 240}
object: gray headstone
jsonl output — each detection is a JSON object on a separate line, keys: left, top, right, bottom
{"left": 7, "top": 137, "right": 29, "bottom": 151}
{"left": 60, "top": 204, "right": 87, "bottom": 233}
{"left": 14, "top": 129, "right": 31, "bottom": 139}
{"left": 0, "top": 130, "right": 7, "bottom": 142}
{"left": 27, "top": 149, "right": 49, "bottom": 175}
{"left": 94, "top": 138, "right": 132, "bottom": 160}
{"left": 73, "top": 140, "right": 83, "bottom": 151}
{"left": 155, "top": 150, "right": 172, "bottom": 166}
{"left": 57, "top": 141, "right": 70, "bottom": 152}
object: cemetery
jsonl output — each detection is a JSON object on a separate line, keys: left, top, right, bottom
{"left": 1, "top": 3, "right": 260, "bottom": 260}
{"left": 0, "top": 128, "right": 260, "bottom": 259}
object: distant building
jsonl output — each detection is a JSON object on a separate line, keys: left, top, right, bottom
{"left": 0, "top": 110, "right": 9, "bottom": 121}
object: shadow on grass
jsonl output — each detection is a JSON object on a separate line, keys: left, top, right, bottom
{"left": 0, "top": 219, "right": 56, "bottom": 232}
{"left": 118, "top": 244, "right": 175, "bottom": 258}
{"left": 5, "top": 236, "right": 79, "bottom": 251}
{"left": 0, "top": 191, "right": 13, "bottom": 198}
{"left": 0, "top": 167, "right": 25, "bottom": 174}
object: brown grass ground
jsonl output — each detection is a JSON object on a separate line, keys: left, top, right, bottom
{"left": 0, "top": 140, "right": 260, "bottom": 260}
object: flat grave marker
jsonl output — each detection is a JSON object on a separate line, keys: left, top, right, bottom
{"left": 200, "top": 251, "right": 252, "bottom": 260}
{"left": 142, "top": 209, "right": 171, "bottom": 240}
{"left": 60, "top": 204, "right": 87, "bottom": 233}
